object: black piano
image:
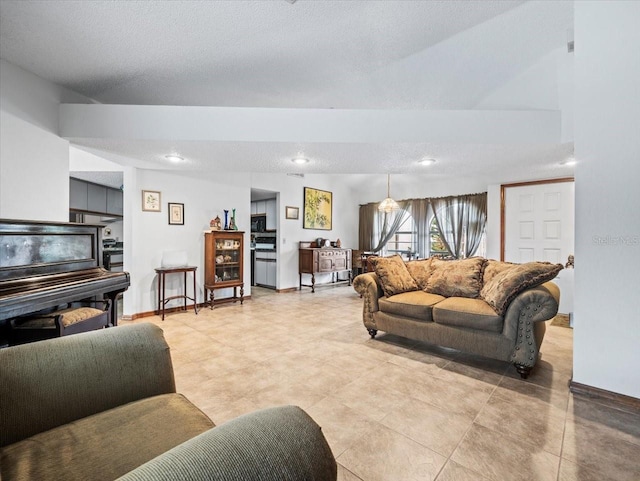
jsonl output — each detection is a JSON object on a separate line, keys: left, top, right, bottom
{"left": 0, "top": 219, "right": 130, "bottom": 345}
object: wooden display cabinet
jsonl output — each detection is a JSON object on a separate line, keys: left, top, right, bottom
{"left": 204, "top": 231, "right": 244, "bottom": 308}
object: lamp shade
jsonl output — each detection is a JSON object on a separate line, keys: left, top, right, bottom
{"left": 378, "top": 174, "right": 400, "bottom": 212}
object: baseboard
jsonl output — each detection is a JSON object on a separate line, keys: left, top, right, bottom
{"left": 569, "top": 380, "right": 640, "bottom": 413}
{"left": 127, "top": 298, "right": 251, "bottom": 320}
{"left": 276, "top": 287, "right": 298, "bottom": 293}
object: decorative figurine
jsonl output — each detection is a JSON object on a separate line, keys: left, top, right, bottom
{"left": 336, "top": 238, "right": 341, "bottom": 248}
{"left": 210, "top": 216, "right": 222, "bottom": 230}
{"left": 223, "top": 210, "right": 229, "bottom": 230}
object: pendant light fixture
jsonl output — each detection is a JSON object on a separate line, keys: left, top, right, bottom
{"left": 378, "top": 174, "right": 400, "bottom": 213}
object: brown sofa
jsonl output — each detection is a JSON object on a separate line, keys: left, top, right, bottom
{"left": 353, "top": 256, "right": 561, "bottom": 378}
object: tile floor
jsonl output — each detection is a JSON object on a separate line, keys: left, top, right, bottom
{"left": 123, "top": 285, "right": 640, "bottom": 481}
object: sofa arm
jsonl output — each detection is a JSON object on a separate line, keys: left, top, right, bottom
{"left": 503, "top": 281, "right": 560, "bottom": 369}
{"left": 118, "top": 406, "right": 337, "bottom": 481}
{"left": 0, "top": 323, "right": 175, "bottom": 447}
{"left": 353, "top": 273, "right": 382, "bottom": 328}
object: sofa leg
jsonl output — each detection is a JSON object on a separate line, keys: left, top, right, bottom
{"left": 514, "top": 363, "right": 532, "bottom": 379}
{"left": 367, "top": 328, "right": 377, "bottom": 339}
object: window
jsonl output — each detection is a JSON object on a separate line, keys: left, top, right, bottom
{"left": 381, "top": 211, "right": 416, "bottom": 258}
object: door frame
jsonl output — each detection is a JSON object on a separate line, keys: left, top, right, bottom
{"left": 500, "top": 177, "right": 574, "bottom": 261}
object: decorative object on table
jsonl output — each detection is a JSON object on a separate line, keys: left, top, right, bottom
{"left": 168, "top": 203, "right": 184, "bottom": 225}
{"left": 229, "top": 208, "right": 238, "bottom": 230}
{"left": 336, "top": 238, "right": 341, "bottom": 248}
{"left": 223, "top": 210, "right": 229, "bottom": 230}
{"left": 378, "top": 174, "right": 400, "bottom": 213}
{"left": 303, "top": 187, "right": 332, "bottom": 230}
{"left": 323, "top": 239, "right": 331, "bottom": 247}
{"left": 210, "top": 216, "right": 222, "bottom": 230}
{"left": 142, "top": 190, "right": 161, "bottom": 212}
{"left": 315, "top": 237, "right": 324, "bottom": 247}
{"left": 285, "top": 206, "right": 299, "bottom": 220}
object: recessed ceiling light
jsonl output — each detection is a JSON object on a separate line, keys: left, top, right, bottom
{"left": 560, "top": 158, "right": 577, "bottom": 166}
{"left": 165, "top": 154, "right": 184, "bottom": 163}
{"left": 291, "top": 156, "right": 309, "bottom": 165}
{"left": 418, "top": 158, "right": 436, "bottom": 166}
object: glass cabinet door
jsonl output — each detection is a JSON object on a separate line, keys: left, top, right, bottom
{"left": 214, "top": 236, "right": 241, "bottom": 283}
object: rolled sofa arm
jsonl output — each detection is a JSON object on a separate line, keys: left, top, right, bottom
{"left": 353, "top": 273, "right": 383, "bottom": 329}
{"left": 118, "top": 405, "right": 337, "bottom": 481}
{"left": 503, "top": 281, "right": 560, "bottom": 369}
{"left": 0, "top": 323, "right": 175, "bottom": 447}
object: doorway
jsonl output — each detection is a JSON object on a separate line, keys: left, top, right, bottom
{"left": 250, "top": 188, "right": 279, "bottom": 293}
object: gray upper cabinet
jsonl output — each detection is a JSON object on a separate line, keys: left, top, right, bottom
{"left": 87, "top": 183, "right": 107, "bottom": 213}
{"left": 70, "top": 177, "right": 123, "bottom": 217}
{"left": 69, "top": 178, "right": 88, "bottom": 210}
{"left": 106, "top": 188, "right": 123, "bottom": 215}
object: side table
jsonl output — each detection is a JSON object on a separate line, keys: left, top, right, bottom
{"left": 155, "top": 266, "right": 199, "bottom": 320}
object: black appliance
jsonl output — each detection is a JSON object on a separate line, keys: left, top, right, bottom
{"left": 251, "top": 215, "right": 266, "bottom": 233}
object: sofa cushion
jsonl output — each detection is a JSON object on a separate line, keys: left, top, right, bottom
{"left": 481, "top": 261, "right": 563, "bottom": 316}
{"left": 371, "top": 254, "right": 418, "bottom": 297}
{"left": 405, "top": 258, "right": 433, "bottom": 290}
{"left": 432, "top": 297, "right": 504, "bottom": 333}
{"left": 425, "top": 257, "right": 487, "bottom": 298}
{"left": 379, "top": 291, "right": 445, "bottom": 321}
{"left": 0, "top": 393, "right": 214, "bottom": 481}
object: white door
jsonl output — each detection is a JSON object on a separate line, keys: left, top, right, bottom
{"left": 503, "top": 180, "right": 574, "bottom": 314}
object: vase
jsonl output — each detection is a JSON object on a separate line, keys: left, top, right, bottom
{"left": 232, "top": 208, "right": 238, "bottom": 231}
{"left": 223, "top": 210, "right": 229, "bottom": 230}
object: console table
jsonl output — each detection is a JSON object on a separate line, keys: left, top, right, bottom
{"left": 155, "top": 266, "right": 198, "bottom": 320}
{"left": 299, "top": 244, "right": 352, "bottom": 293}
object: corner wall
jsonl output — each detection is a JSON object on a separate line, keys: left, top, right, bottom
{"left": 573, "top": 1, "right": 640, "bottom": 398}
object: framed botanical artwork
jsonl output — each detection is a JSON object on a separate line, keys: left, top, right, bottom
{"left": 285, "top": 206, "right": 299, "bottom": 220}
{"left": 142, "top": 190, "right": 161, "bottom": 212}
{"left": 303, "top": 187, "right": 332, "bottom": 230}
{"left": 168, "top": 202, "right": 184, "bottom": 225}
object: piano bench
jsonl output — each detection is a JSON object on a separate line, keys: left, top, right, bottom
{"left": 9, "top": 300, "right": 111, "bottom": 345}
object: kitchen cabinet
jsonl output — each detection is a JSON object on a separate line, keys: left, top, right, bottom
{"left": 204, "top": 230, "right": 244, "bottom": 307}
{"left": 266, "top": 199, "right": 277, "bottom": 230}
{"left": 254, "top": 250, "right": 276, "bottom": 288}
{"left": 70, "top": 178, "right": 88, "bottom": 211}
{"left": 87, "top": 183, "right": 107, "bottom": 213}
{"left": 69, "top": 177, "right": 123, "bottom": 217}
{"left": 106, "top": 188, "right": 123, "bottom": 215}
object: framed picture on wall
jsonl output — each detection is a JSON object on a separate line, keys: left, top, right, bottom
{"left": 303, "top": 187, "right": 332, "bottom": 230}
{"left": 168, "top": 203, "right": 184, "bottom": 225}
{"left": 285, "top": 206, "right": 299, "bottom": 220}
{"left": 142, "top": 190, "right": 161, "bottom": 212}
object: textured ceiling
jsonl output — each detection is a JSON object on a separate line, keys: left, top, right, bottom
{"left": 0, "top": 0, "right": 575, "bottom": 182}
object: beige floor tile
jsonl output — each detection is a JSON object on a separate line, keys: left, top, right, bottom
{"left": 475, "top": 390, "right": 566, "bottom": 455}
{"left": 381, "top": 397, "right": 473, "bottom": 457}
{"left": 435, "top": 460, "right": 491, "bottom": 481}
{"left": 306, "top": 396, "right": 377, "bottom": 458}
{"left": 451, "top": 423, "right": 560, "bottom": 481}
{"left": 337, "top": 423, "right": 447, "bottom": 481}
{"left": 337, "top": 464, "right": 364, "bottom": 481}
{"left": 129, "top": 286, "right": 640, "bottom": 481}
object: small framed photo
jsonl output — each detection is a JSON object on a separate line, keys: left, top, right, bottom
{"left": 168, "top": 203, "right": 184, "bottom": 225}
{"left": 142, "top": 190, "right": 161, "bottom": 212}
{"left": 223, "top": 239, "right": 234, "bottom": 248}
{"left": 285, "top": 206, "right": 299, "bottom": 220}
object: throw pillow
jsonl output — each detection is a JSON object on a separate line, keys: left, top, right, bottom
{"left": 425, "top": 257, "right": 487, "bottom": 298}
{"left": 405, "top": 258, "right": 433, "bottom": 290}
{"left": 483, "top": 259, "right": 515, "bottom": 285}
{"left": 481, "top": 261, "right": 563, "bottom": 316}
{"left": 371, "top": 255, "right": 418, "bottom": 297}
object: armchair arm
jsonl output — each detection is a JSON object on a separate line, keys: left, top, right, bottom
{"left": 353, "top": 273, "right": 383, "bottom": 329}
{"left": 118, "top": 406, "right": 337, "bottom": 481}
{"left": 0, "top": 323, "right": 175, "bottom": 447}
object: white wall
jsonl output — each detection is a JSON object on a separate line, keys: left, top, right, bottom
{"left": 250, "top": 173, "right": 360, "bottom": 290}
{"left": 0, "top": 60, "right": 79, "bottom": 221}
{"left": 573, "top": 1, "right": 640, "bottom": 398}
{"left": 125, "top": 169, "right": 251, "bottom": 317}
